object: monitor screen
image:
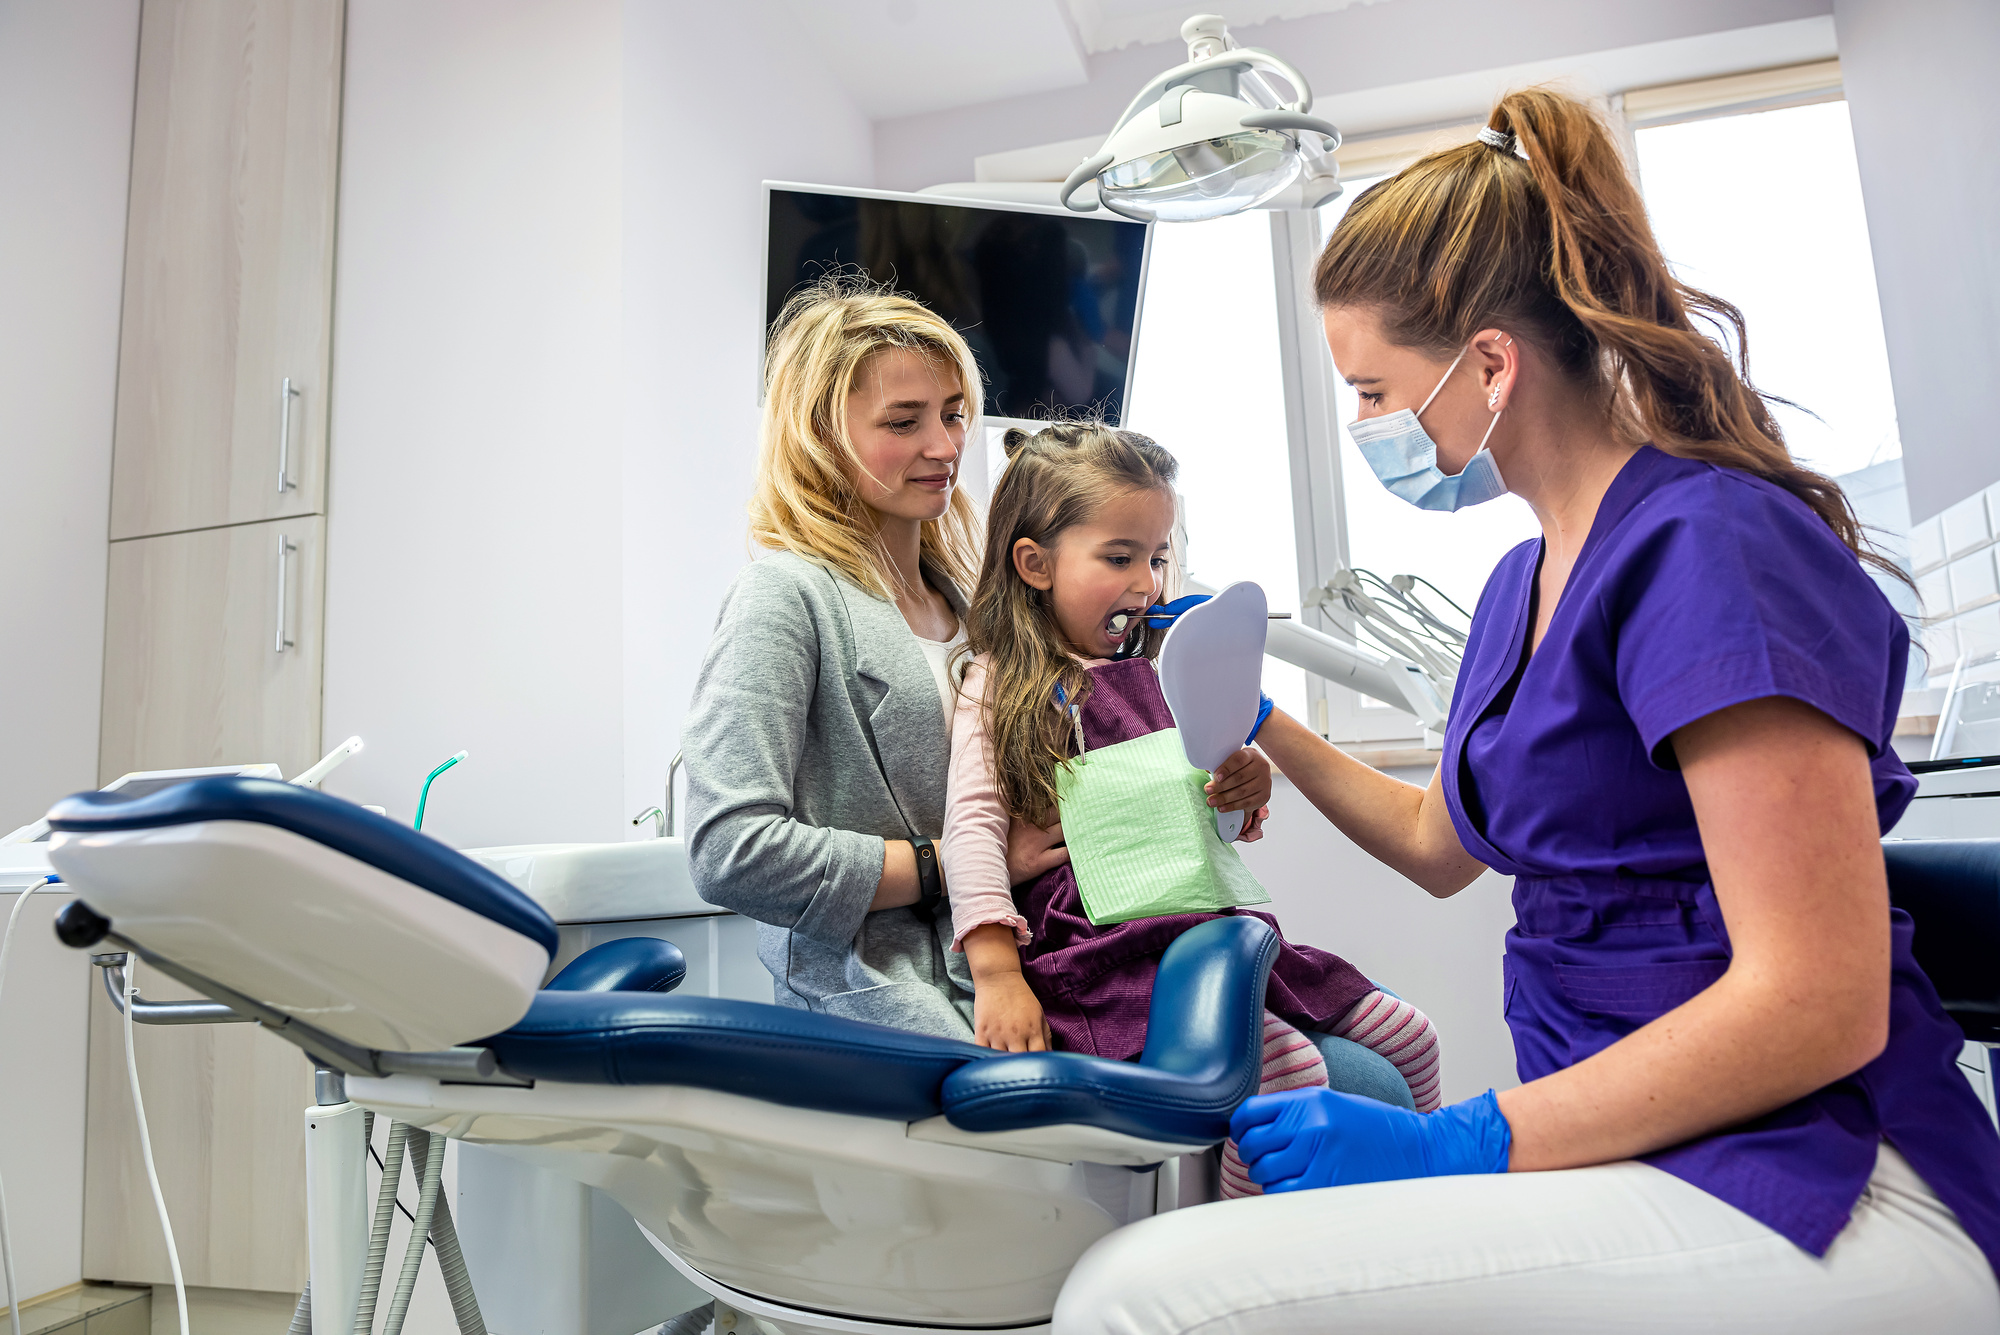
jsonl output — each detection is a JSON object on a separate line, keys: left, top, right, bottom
{"left": 766, "top": 186, "right": 1149, "bottom": 424}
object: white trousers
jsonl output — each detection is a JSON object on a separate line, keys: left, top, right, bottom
{"left": 1054, "top": 1144, "right": 1999, "bottom": 1334}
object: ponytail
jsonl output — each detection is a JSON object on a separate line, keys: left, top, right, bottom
{"left": 1315, "top": 87, "right": 1898, "bottom": 582}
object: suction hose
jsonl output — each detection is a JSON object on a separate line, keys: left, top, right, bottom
{"left": 398, "top": 1130, "right": 487, "bottom": 1335}
{"left": 381, "top": 1128, "right": 445, "bottom": 1335}
{"left": 354, "top": 1121, "right": 407, "bottom": 1334}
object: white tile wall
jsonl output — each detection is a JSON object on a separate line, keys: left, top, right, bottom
{"left": 1922, "top": 618, "right": 1960, "bottom": 675}
{"left": 1910, "top": 513, "right": 1948, "bottom": 573}
{"left": 1942, "top": 491, "right": 1993, "bottom": 558}
{"left": 1919, "top": 565, "right": 1953, "bottom": 620}
{"left": 1919, "top": 485, "right": 2000, "bottom": 681}
{"left": 1950, "top": 549, "right": 2000, "bottom": 613}
{"left": 1958, "top": 604, "right": 2000, "bottom": 663}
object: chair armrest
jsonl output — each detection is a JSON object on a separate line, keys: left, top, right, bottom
{"left": 544, "top": 937, "right": 687, "bottom": 993}
{"left": 939, "top": 914, "right": 1279, "bottom": 1144}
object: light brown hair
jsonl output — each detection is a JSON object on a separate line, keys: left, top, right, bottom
{"left": 750, "top": 274, "right": 982, "bottom": 600}
{"left": 1315, "top": 87, "right": 1898, "bottom": 581}
{"left": 966, "top": 421, "right": 1179, "bottom": 820}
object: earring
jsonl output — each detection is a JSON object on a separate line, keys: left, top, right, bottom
{"left": 1487, "top": 388, "right": 1502, "bottom": 409}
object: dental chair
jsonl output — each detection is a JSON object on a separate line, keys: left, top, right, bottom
{"left": 43, "top": 777, "right": 1281, "bottom": 1335}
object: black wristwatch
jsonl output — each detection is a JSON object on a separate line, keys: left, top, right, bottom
{"left": 909, "top": 834, "right": 944, "bottom": 923}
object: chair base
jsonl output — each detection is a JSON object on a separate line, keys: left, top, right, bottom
{"left": 346, "top": 1074, "right": 1211, "bottom": 1328}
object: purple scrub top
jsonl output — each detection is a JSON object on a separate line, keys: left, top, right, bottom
{"left": 1443, "top": 445, "right": 2000, "bottom": 1271}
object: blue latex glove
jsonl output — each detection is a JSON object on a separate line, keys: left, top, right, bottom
{"left": 1230, "top": 1086, "right": 1512, "bottom": 1192}
{"left": 1142, "top": 594, "right": 1211, "bottom": 628}
{"left": 1246, "top": 692, "right": 1274, "bottom": 745}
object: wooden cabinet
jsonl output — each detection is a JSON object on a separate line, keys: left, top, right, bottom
{"left": 86, "top": 0, "right": 346, "bottom": 1294}
{"left": 99, "top": 516, "right": 326, "bottom": 783}
{"left": 108, "top": 0, "right": 344, "bottom": 540}
{"left": 83, "top": 966, "right": 313, "bottom": 1290}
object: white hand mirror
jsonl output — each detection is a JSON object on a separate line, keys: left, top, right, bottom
{"left": 1158, "top": 581, "right": 1268, "bottom": 842}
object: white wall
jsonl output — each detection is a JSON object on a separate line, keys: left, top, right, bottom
{"left": 0, "top": 0, "right": 138, "bottom": 835}
{"left": 321, "top": 0, "right": 627, "bottom": 847}
{"left": 0, "top": 890, "right": 95, "bottom": 1308}
{"left": 1241, "top": 776, "right": 1521, "bottom": 1103}
{"left": 321, "top": 1, "right": 874, "bottom": 849}
{"left": 1834, "top": 0, "right": 2000, "bottom": 523}
{"left": 618, "top": 0, "right": 875, "bottom": 836}
{"left": 0, "top": 0, "right": 137, "bottom": 1302}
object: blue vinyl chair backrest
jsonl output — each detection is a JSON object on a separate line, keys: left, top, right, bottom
{"left": 1885, "top": 838, "right": 2000, "bottom": 1039}
{"left": 47, "top": 777, "right": 560, "bottom": 956}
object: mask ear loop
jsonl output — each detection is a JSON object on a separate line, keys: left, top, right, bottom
{"left": 1415, "top": 346, "right": 1472, "bottom": 419}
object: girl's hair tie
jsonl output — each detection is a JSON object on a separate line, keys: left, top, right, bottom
{"left": 1477, "top": 126, "right": 1518, "bottom": 154}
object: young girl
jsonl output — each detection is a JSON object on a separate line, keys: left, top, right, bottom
{"left": 941, "top": 421, "right": 1440, "bottom": 1198}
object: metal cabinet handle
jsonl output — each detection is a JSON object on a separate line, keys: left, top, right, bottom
{"left": 275, "top": 534, "right": 297, "bottom": 653}
{"left": 278, "top": 378, "right": 300, "bottom": 494}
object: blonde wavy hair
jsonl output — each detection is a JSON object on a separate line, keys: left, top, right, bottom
{"left": 751, "top": 275, "right": 984, "bottom": 600}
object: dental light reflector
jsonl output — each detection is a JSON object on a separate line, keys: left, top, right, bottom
{"left": 1101, "top": 128, "right": 1301, "bottom": 222}
{"left": 1062, "top": 14, "right": 1341, "bottom": 222}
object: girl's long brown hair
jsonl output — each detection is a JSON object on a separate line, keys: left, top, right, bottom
{"left": 966, "top": 421, "right": 1178, "bottom": 820}
{"left": 1315, "top": 86, "right": 1899, "bottom": 582}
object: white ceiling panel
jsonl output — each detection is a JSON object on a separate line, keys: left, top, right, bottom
{"left": 778, "top": 0, "right": 1090, "bottom": 119}
{"left": 1063, "top": 0, "right": 1394, "bottom": 54}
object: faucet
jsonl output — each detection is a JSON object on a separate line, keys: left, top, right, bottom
{"left": 631, "top": 749, "right": 684, "bottom": 839}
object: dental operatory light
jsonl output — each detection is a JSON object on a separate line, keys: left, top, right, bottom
{"left": 1061, "top": 13, "right": 1342, "bottom": 222}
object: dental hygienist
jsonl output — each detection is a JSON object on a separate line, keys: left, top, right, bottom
{"left": 1059, "top": 88, "right": 2000, "bottom": 1331}
{"left": 682, "top": 278, "right": 1066, "bottom": 1037}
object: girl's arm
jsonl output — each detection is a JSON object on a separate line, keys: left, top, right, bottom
{"left": 941, "top": 657, "right": 1053, "bottom": 1051}
{"left": 1254, "top": 708, "right": 1486, "bottom": 895}
{"left": 939, "top": 658, "right": 1036, "bottom": 947}
{"left": 1498, "top": 696, "right": 1891, "bottom": 1169}
{"left": 963, "top": 922, "right": 1054, "bottom": 1051}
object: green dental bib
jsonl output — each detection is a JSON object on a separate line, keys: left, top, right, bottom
{"left": 1054, "top": 726, "right": 1271, "bottom": 926}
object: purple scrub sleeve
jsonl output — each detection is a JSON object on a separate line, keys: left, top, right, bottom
{"left": 1443, "top": 445, "right": 2000, "bottom": 1276}
{"left": 1607, "top": 466, "right": 1911, "bottom": 775}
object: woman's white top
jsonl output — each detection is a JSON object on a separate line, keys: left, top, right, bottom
{"left": 915, "top": 624, "right": 967, "bottom": 740}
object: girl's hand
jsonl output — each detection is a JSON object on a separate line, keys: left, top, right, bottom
{"left": 1206, "top": 746, "right": 1273, "bottom": 814}
{"left": 974, "top": 974, "right": 1054, "bottom": 1052}
{"left": 1237, "top": 805, "right": 1270, "bottom": 842}
{"left": 1006, "top": 808, "right": 1069, "bottom": 885}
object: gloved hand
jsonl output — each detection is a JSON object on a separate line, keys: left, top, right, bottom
{"left": 1229, "top": 1086, "right": 1512, "bottom": 1192}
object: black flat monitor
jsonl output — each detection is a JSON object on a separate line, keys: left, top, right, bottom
{"left": 764, "top": 183, "right": 1150, "bottom": 424}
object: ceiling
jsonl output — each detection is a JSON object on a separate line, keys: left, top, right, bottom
{"left": 774, "top": 0, "right": 1382, "bottom": 119}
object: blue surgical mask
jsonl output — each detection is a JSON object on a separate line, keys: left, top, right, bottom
{"left": 1348, "top": 346, "right": 1508, "bottom": 511}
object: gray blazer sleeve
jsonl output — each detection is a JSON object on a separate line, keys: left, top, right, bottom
{"left": 682, "top": 560, "right": 884, "bottom": 950}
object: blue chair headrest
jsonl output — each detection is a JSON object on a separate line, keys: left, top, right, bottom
{"left": 48, "top": 776, "right": 559, "bottom": 956}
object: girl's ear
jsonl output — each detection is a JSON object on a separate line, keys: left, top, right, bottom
{"left": 1013, "top": 537, "right": 1055, "bottom": 591}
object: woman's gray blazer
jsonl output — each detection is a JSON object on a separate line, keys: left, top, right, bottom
{"left": 682, "top": 549, "right": 977, "bottom": 1038}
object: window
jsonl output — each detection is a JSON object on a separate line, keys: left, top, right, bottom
{"left": 1126, "top": 209, "right": 1309, "bottom": 722}
{"left": 1633, "top": 99, "right": 1901, "bottom": 480}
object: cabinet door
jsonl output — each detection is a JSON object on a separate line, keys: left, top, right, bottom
{"left": 109, "top": 0, "right": 344, "bottom": 540}
{"left": 99, "top": 516, "right": 326, "bottom": 783}
{"left": 83, "top": 964, "right": 312, "bottom": 1290}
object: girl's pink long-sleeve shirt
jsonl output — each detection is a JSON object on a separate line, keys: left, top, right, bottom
{"left": 941, "top": 653, "right": 1102, "bottom": 951}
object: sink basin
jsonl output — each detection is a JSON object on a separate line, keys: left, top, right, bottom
{"left": 463, "top": 837, "right": 709, "bottom": 924}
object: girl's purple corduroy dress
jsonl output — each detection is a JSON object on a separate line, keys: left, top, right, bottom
{"left": 1015, "top": 655, "right": 1373, "bottom": 1061}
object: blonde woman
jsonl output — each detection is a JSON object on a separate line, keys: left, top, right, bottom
{"left": 682, "top": 278, "right": 1065, "bottom": 1037}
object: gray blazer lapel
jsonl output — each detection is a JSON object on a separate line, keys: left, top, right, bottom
{"left": 837, "top": 566, "right": 960, "bottom": 838}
